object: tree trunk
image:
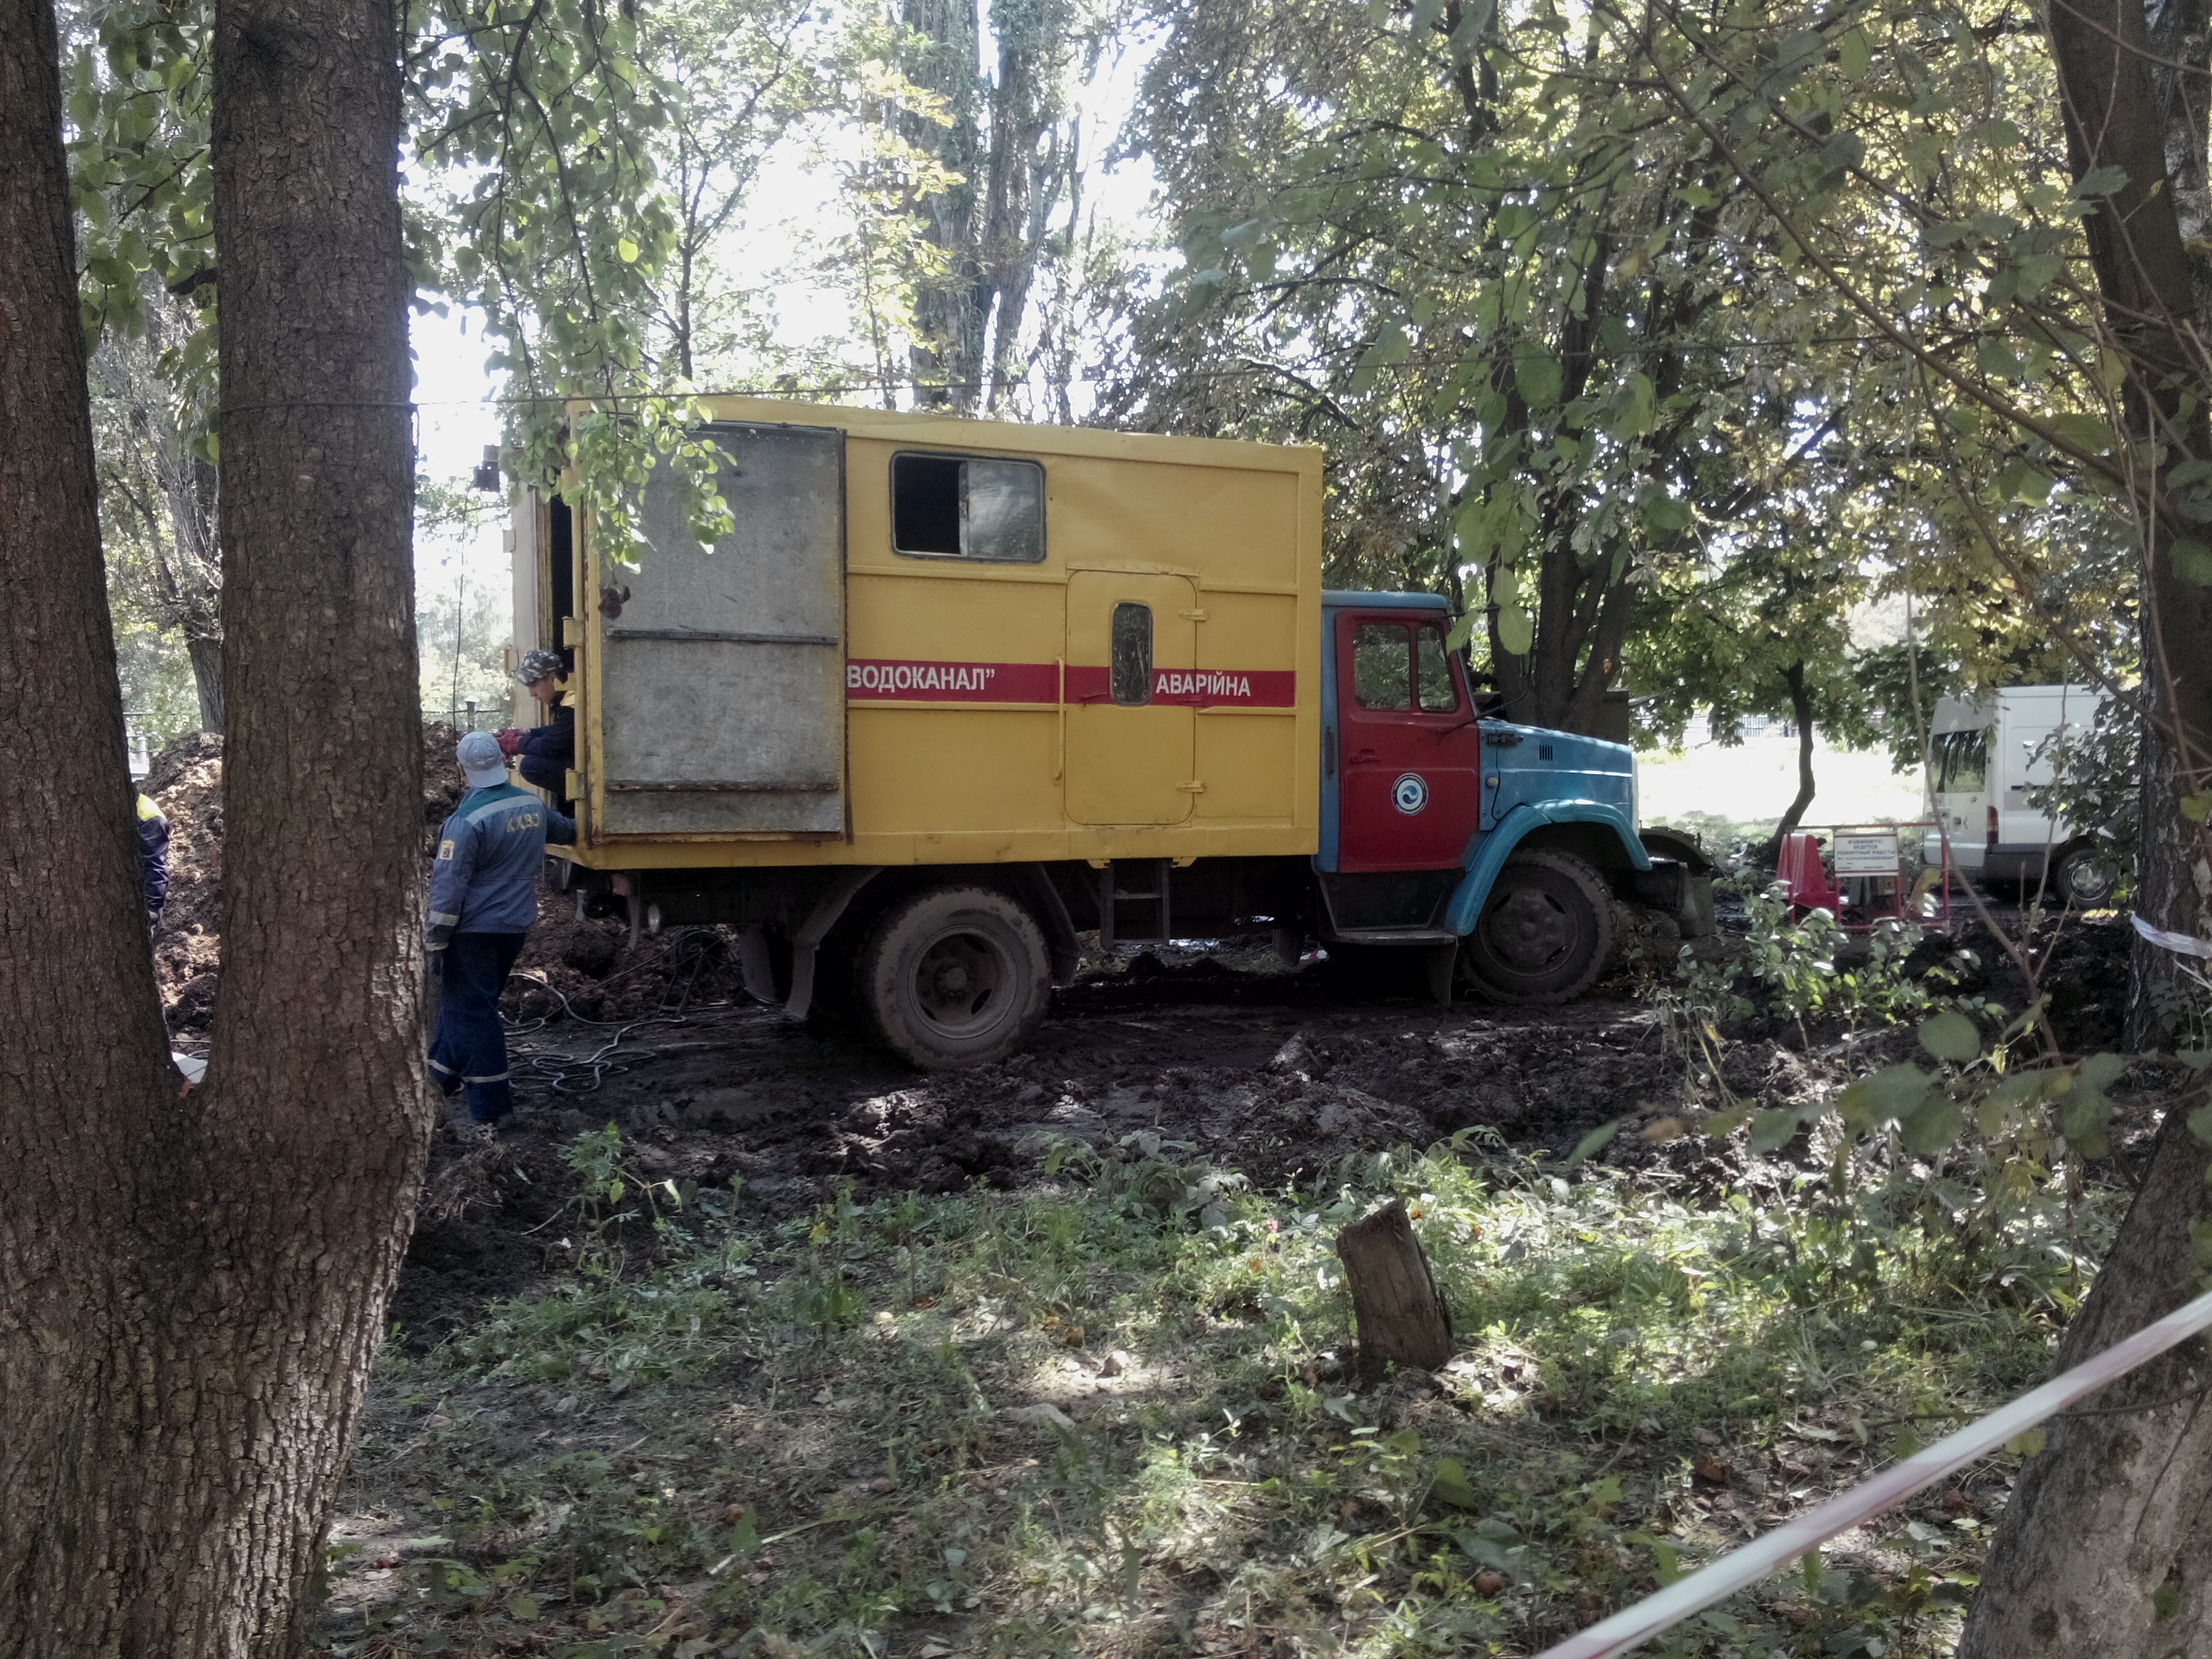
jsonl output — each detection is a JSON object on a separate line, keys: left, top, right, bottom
{"left": 186, "top": 628, "right": 227, "bottom": 732}
{"left": 1961, "top": 1, "right": 2212, "bottom": 1652}
{"left": 0, "top": 0, "right": 428, "bottom": 1648}
{"left": 1761, "top": 662, "right": 1818, "bottom": 863}
{"left": 903, "top": 0, "right": 983, "bottom": 409}
{"left": 1336, "top": 1200, "right": 1454, "bottom": 1373}
{"left": 1955, "top": 1112, "right": 2212, "bottom": 1656}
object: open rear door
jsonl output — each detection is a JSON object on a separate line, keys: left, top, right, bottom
{"left": 598, "top": 422, "right": 846, "bottom": 835}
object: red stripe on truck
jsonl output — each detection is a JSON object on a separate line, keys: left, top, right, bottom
{"left": 847, "top": 659, "right": 1294, "bottom": 708}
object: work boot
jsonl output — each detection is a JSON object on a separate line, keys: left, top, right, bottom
{"left": 445, "top": 1101, "right": 495, "bottom": 1145}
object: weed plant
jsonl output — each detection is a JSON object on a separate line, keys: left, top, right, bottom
{"left": 332, "top": 1122, "right": 2120, "bottom": 1658}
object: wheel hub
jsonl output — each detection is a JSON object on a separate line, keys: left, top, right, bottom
{"left": 912, "top": 931, "right": 1003, "bottom": 1031}
{"left": 1483, "top": 886, "right": 1573, "bottom": 971}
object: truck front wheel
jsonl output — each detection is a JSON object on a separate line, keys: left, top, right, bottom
{"left": 1458, "top": 848, "right": 1615, "bottom": 1004}
{"left": 860, "top": 886, "right": 1052, "bottom": 1069}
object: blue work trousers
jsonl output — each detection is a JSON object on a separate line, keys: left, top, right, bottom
{"left": 429, "top": 931, "right": 527, "bottom": 1122}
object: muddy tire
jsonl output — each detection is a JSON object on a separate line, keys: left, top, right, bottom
{"left": 860, "top": 886, "right": 1051, "bottom": 1069}
{"left": 1457, "top": 848, "right": 1614, "bottom": 1004}
{"left": 2053, "top": 844, "right": 2116, "bottom": 907}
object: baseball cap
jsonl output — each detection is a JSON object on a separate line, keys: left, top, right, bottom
{"left": 457, "top": 730, "right": 510, "bottom": 787}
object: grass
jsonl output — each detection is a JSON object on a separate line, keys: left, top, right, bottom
{"left": 329, "top": 1126, "right": 2118, "bottom": 1658}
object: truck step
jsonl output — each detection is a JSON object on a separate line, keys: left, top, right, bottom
{"left": 1097, "top": 859, "right": 1172, "bottom": 947}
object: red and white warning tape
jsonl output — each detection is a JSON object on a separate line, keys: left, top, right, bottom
{"left": 1530, "top": 1286, "right": 2212, "bottom": 1659}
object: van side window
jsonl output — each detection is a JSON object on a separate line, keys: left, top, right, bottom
{"left": 1936, "top": 730, "right": 1988, "bottom": 792}
{"left": 892, "top": 453, "right": 1045, "bottom": 562}
{"left": 1111, "top": 604, "right": 1152, "bottom": 705}
{"left": 1414, "top": 623, "right": 1459, "bottom": 712}
{"left": 1353, "top": 622, "right": 1412, "bottom": 710}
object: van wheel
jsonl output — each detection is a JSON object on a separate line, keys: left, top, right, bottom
{"left": 2054, "top": 845, "right": 2117, "bottom": 907}
{"left": 1458, "top": 848, "right": 1615, "bottom": 1004}
{"left": 861, "top": 886, "right": 1051, "bottom": 1069}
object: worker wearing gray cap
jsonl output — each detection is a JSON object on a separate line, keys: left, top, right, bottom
{"left": 427, "top": 729, "right": 575, "bottom": 1140}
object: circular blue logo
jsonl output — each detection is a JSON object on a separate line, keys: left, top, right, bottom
{"left": 1392, "top": 773, "right": 1429, "bottom": 815}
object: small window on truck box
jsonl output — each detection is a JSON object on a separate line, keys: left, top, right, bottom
{"left": 891, "top": 453, "right": 1046, "bottom": 563}
{"left": 1111, "top": 603, "right": 1152, "bottom": 704}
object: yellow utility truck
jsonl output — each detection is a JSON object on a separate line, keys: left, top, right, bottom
{"left": 512, "top": 398, "right": 1711, "bottom": 1067}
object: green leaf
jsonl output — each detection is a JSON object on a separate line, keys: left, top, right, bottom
{"left": 1445, "top": 610, "right": 1477, "bottom": 652}
{"left": 2173, "top": 548, "right": 2212, "bottom": 589}
{"left": 1513, "top": 350, "right": 1561, "bottom": 409}
{"left": 2077, "top": 1052, "right": 2128, "bottom": 1092}
{"left": 1429, "top": 1456, "right": 1480, "bottom": 1510}
{"left": 2006, "top": 1427, "right": 2047, "bottom": 1458}
{"left": 617, "top": 236, "right": 640, "bottom": 263}
{"left": 2045, "top": 413, "right": 2114, "bottom": 456}
{"left": 2186, "top": 1105, "right": 2212, "bottom": 1145}
{"left": 1899, "top": 1094, "right": 1964, "bottom": 1155}
{"left": 1836, "top": 1063, "right": 1931, "bottom": 1132}
{"left": 506, "top": 1593, "right": 540, "bottom": 1620}
{"left": 1748, "top": 1109, "right": 1801, "bottom": 1153}
{"left": 1496, "top": 602, "right": 1534, "bottom": 657}
{"left": 1563, "top": 1119, "right": 1619, "bottom": 1167}
{"left": 1917, "top": 1010, "right": 1982, "bottom": 1064}
{"left": 1837, "top": 26, "right": 1871, "bottom": 81}
{"left": 2076, "top": 165, "right": 2131, "bottom": 198}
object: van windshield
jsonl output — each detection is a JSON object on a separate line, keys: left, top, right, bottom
{"left": 1933, "top": 729, "right": 1988, "bottom": 793}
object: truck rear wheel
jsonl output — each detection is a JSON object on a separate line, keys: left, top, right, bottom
{"left": 1458, "top": 848, "right": 1614, "bottom": 1004}
{"left": 860, "top": 886, "right": 1051, "bottom": 1069}
{"left": 2053, "top": 844, "right": 2116, "bottom": 907}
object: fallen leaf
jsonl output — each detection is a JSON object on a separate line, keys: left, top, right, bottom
{"left": 1475, "top": 1569, "right": 1509, "bottom": 1595}
{"left": 1692, "top": 1454, "right": 1731, "bottom": 1485}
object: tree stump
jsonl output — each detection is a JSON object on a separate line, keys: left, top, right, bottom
{"left": 1336, "top": 1198, "right": 1454, "bottom": 1372}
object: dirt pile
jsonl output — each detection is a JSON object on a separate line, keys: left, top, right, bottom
{"left": 148, "top": 733, "right": 225, "bottom": 1031}
{"left": 145, "top": 723, "right": 741, "bottom": 1035}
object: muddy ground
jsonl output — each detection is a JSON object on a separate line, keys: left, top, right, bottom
{"left": 138, "top": 731, "right": 2141, "bottom": 1354}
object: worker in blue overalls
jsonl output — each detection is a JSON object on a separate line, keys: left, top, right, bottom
{"left": 428, "top": 729, "right": 575, "bottom": 1141}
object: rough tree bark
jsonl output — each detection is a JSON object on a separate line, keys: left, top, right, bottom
{"left": 1958, "top": 1, "right": 2212, "bottom": 1653}
{"left": 0, "top": 0, "right": 428, "bottom": 1649}
{"left": 1335, "top": 1200, "right": 1454, "bottom": 1373}
{"left": 1760, "top": 661, "right": 1817, "bottom": 863}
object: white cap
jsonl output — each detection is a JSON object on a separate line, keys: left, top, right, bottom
{"left": 457, "top": 730, "right": 508, "bottom": 787}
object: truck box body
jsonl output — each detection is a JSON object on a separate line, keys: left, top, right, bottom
{"left": 516, "top": 398, "right": 1322, "bottom": 867}
{"left": 509, "top": 399, "right": 1689, "bottom": 1064}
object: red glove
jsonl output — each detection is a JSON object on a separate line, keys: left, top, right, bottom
{"left": 494, "top": 727, "right": 524, "bottom": 756}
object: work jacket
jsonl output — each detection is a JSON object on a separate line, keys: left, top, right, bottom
{"left": 427, "top": 782, "right": 576, "bottom": 948}
{"left": 518, "top": 693, "right": 575, "bottom": 794}
{"left": 137, "top": 793, "right": 169, "bottom": 912}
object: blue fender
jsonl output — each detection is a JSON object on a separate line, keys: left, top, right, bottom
{"left": 1444, "top": 800, "right": 1652, "bottom": 936}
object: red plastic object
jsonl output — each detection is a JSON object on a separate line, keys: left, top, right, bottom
{"left": 1777, "top": 832, "right": 1841, "bottom": 912}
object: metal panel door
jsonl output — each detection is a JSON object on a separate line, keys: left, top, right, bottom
{"left": 1334, "top": 611, "right": 1481, "bottom": 872}
{"left": 599, "top": 422, "right": 846, "bottom": 835}
{"left": 1065, "top": 571, "right": 1197, "bottom": 825}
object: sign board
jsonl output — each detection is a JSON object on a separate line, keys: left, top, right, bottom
{"left": 1831, "top": 831, "right": 1900, "bottom": 876}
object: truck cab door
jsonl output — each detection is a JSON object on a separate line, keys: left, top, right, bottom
{"left": 1332, "top": 612, "right": 1481, "bottom": 872}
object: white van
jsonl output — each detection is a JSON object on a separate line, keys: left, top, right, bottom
{"left": 1928, "top": 685, "right": 2114, "bottom": 905}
